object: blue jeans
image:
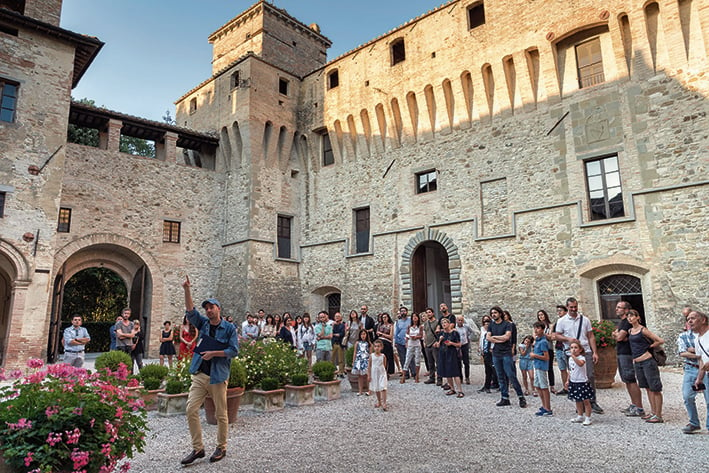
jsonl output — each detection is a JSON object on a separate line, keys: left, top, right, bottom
{"left": 682, "top": 365, "right": 709, "bottom": 428}
{"left": 492, "top": 354, "right": 524, "bottom": 399}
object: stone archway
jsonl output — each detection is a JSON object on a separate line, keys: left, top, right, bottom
{"left": 0, "top": 240, "right": 32, "bottom": 367}
{"left": 400, "top": 229, "right": 462, "bottom": 316}
{"left": 50, "top": 234, "right": 163, "bottom": 362}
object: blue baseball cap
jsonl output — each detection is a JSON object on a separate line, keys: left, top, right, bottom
{"left": 201, "top": 298, "right": 221, "bottom": 309}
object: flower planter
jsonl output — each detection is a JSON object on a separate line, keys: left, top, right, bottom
{"left": 204, "top": 387, "right": 244, "bottom": 424}
{"left": 314, "top": 379, "right": 341, "bottom": 401}
{"left": 141, "top": 388, "right": 165, "bottom": 411}
{"left": 595, "top": 345, "right": 618, "bottom": 389}
{"left": 284, "top": 384, "right": 316, "bottom": 407}
{"left": 251, "top": 388, "right": 285, "bottom": 412}
{"left": 157, "top": 392, "right": 189, "bottom": 416}
{"left": 347, "top": 371, "right": 368, "bottom": 393}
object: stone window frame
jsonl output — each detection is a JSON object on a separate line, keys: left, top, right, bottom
{"left": 575, "top": 36, "right": 605, "bottom": 89}
{"left": 0, "top": 78, "right": 19, "bottom": 123}
{"left": 415, "top": 169, "right": 438, "bottom": 194}
{"left": 276, "top": 214, "right": 294, "bottom": 260}
{"left": 279, "top": 77, "right": 290, "bottom": 96}
{"left": 390, "top": 38, "right": 406, "bottom": 66}
{"left": 583, "top": 154, "right": 624, "bottom": 221}
{"left": 230, "top": 70, "right": 241, "bottom": 90}
{"left": 352, "top": 206, "right": 371, "bottom": 255}
{"left": 317, "top": 129, "right": 334, "bottom": 167}
{"left": 57, "top": 207, "right": 72, "bottom": 233}
{"left": 327, "top": 69, "right": 339, "bottom": 90}
{"left": 188, "top": 97, "right": 197, "bottom": 114}
{"left": 467, "top": 1, "right": 485, "bottom": 30}
{"left": 162, "top": 220, "right": 181, "bottom": 244}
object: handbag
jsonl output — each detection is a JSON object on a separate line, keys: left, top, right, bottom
{"left": 642, "top": 328, "right": 666, "bottom": 366}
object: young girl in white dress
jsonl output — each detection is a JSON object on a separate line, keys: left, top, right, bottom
{"left": 368, "top": 339, "right": 388, "bottom": 410}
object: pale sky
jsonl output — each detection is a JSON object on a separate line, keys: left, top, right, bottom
{"left": 60, "top": 0, "right": 441, "bottom": 122}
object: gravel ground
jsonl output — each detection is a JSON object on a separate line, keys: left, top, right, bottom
{"left": 120, "top": 363, "right": 705, "bottom": 473}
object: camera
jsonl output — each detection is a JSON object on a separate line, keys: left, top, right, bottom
{"left": 692, "top": 383, "right": 706, "bottom": 392}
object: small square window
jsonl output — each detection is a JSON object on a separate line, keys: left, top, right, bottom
{"left": 328, "top": 70, "right": 339, "bottom": 89}
{"left": 1, "top": 80, "right": 18, "bottom": 123}
{"left": 163, "top": 220, "right": 181, "bottom": 243}
{"left": 57, "top": 207, "right": 72, "bottom": 233}
{"left": 279, "top": 78, "right": 289, "bottom": 95}
{"left": 416, "top": 170, "right": 437, "bottom": 194}
{"left": 189, "top": 97, "right": 197, "bottom": 114}
{"left": 277, "top": 215, "right": 292, "bottom": 259}
{"left": 467, "top": 3, "right": 486, "bottom": 30}
{"left": 391, "top": 39, "right": 405, "bottom": 66}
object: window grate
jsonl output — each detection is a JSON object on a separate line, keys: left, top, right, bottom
{"left": 598, "top": 275, "right": 642, "bottom": 295}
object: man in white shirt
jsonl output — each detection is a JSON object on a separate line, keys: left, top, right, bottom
{"left": 554, "top": 297, "right": 603, "bottom": 414}
{"left": 688, "top": 310, "right": 709, "bottom": 433}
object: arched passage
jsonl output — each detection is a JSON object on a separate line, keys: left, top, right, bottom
{"left": 400, "top": 229, "right": 462, "bottom": 316}
{"left": 0, "top": 240, "right": 31, "bottom": 367}
{"left": 50, "top": 237, "right": 160, "bottom": 362}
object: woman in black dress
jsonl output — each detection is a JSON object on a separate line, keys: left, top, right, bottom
{"left": 159, "top": 320, "right": 176, "bottom": 368}
{"left": 376, "top": 312, "right": 396, "bottom": 376}
{"left": 437, "top": 318, "right": 464, "bottom": 397}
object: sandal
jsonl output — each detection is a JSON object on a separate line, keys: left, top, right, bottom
{"left": 446, "top": 390, "right": 456, "bottom": 396}
{"left": 645, "top": 415, "right": 664, "bottom": 423}
{"left": 374, "top": 403, "right": 381, "bottom": 408}
{"left": 456, "top": 392, "right": 465, "bottom": 398}
{"left": 641, "top": 412, "right": 653, "bottom": 420}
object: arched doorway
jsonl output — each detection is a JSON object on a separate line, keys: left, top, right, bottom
{"left": 310, "top": 286, "right": 341, "bottom": 319}
{"left": 0, "top": 264, "right": 11, "bottom": 366}
{"left": 598, "top": 274, "right": 645, "bottom": 325}
{"left": 49, "top": 242, "right": 154, "bottom": 362}
{"left": 411, "top": 241, "right": 451, "bottom": 314}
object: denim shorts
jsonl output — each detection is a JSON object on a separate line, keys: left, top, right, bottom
{"left": 533, "top": 368, "right": 549, "bottom": 389}
{"left": 302, "top": 341, "right": 313, "bottom": 351}
{"left": 617, "top": 353, "right": 637, "bottom": 383}
{"left": 634, "top": 358, "right": 662, "bottom": 392}
{"left": 556, "top": 349, "right": 568, "bottom": 371}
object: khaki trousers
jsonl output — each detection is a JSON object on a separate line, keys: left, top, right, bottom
{"left": 332, "top": 344, "right": 345, "bottom": 374}
{"left": 186, "top": 373, "right": 228, "bottom": 451}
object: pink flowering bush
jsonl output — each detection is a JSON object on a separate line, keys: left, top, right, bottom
{"left": 0, "top": 359, "right": 147, "bottom": 473}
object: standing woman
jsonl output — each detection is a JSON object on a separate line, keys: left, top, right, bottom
{"left": 131, "top": 319, "right": 145, "bottom": 373}
{"left": 478, "top": 316, "right": 499, "bottom": 393}
{"left": 437, "top": 318, "right": 464, "bottom": 397}
{"left": 503, "top": 310, "right": 518, "bottom": 357}
{"left": 159, "top": 321, "right": 176, "bottom": 367}
{"left": 537, "top": 309, "right": 556, "bottom": 393}
{"left": 376, "top": 312, "right": 396, "bottom": 376}
{"left": 261, "top": 315, "right": 277, "bottom": 340}
{"left": 346, "top": 310, "right": 361, "bottom": 349}
{"left": 273, "top": 314, "right": 283, "bottom": 333}
{"left": 298, "top": 313, "right": 316, "bottom": 370}
{"left": 401, "top": 312, "right": 424, "bottom": 383}
{"left": 628, "top": 309, "right": 665, "bottom": 423}
{"left": 277, "top": 315, "right": 296, "bottom": 349}
{"left": 179, "top": 316, "right": 198, "bottom": 360}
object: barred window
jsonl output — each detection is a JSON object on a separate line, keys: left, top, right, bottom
{"left": 163, "top": 220, "right": 181, "bottom": 243}
{"left": 57, "top": 207, "right": 72, "bottom": 233}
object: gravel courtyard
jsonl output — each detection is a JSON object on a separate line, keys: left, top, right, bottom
{"left": 126, "top": 365, "right": 705, "bottom": 473}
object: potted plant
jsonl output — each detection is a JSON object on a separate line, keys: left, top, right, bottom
{"left": 285, "top": 372, "right": 315, "bottom": 407}
{"left": 312, "top": 360, "right": 341, "bottom": 401}
{"left": 252, "top": 377, "right": 286, "bottom": 412}
{"left": 157, "top": 357, "right": 192, "bottom": 416}
{"left": 204, "top": 358, "right": 247, "bottom": 424}
{"left": 0, "top": 358, "right": 147, "bottom": 473}
{"left": 345, "top": 345, "right": 360, "bottom": 392}
{"left": 138, "top": 364, "right": 169, "bottom": 411}
{"left": 591, "top": 319, "right": 618, "bottom": 388}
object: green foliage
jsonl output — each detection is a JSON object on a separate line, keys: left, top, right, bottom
{"left": 0, "top": 359, "right": 147, "bottom": 473}
{"left": 259, "top": 377, "right": 279, "bottom": 391}
{"left": 290, "top": 373, "right": 310, "bottom": 386}
{"left": 312, "top": 361, "right": 336, "bottom": 382}
{"left": 61, "top": 267, "right": 127, "bottom": 322}
{"left": 345, "top": 345, "right": 355, "bottom": 367}
{"left": 228, "top": 358, "right": 247, "bottom": 388}
{"left": 142, "top": 377, "right": 161, "bottom": 391}
{"left": 139, "top": 364, "right": 169, "bottom": 382}
{"left": 94, "top": 350, "right": 132, "bottom": 372}
{"left": 119, "top": 134, "right": 156, "bottom": 158}
{"left": 164, "top": 356, "right": 192, "bottom": 393}
{"left": 67, "top": 124, "right": 99, "bottom": 147}
{"left": 239, "top": 339, "right": 307, "bottom": 389}
{"left": 591, "top": 320, "right": 617, "bottom": 348}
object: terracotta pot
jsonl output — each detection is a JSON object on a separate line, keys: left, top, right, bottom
{"left": 140, "top": 388, "right": 165, "bottom": 411}
{"left": 284, "top": 384, "right": 316, "bottom": 407}
{"left": 314, "top": 379, "right": 342, "bottom": 401}
{"left": 595, "top": 345, "right": 618, "bottom": 389}
{"left": 204, "top": 387, "right": 244, "bottom": 424}
{"left": 251, "top": 388, "right": 285, "bottom": 412}
{"left": 347, "top": 371, "right": 368, "bottom": 392}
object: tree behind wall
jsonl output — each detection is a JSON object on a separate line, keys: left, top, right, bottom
{"left": 62, "top": 267, "right": 128, "bottom": 322}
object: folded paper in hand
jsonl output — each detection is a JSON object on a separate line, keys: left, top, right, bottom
{"left": 195, "top": 334, "right": 229, "bottom": 354}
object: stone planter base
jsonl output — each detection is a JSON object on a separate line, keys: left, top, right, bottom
{"left": 157, "top": 392, "right": 188, "bottom": 416}
{"left": 285, "top": 384, "right": 315, "bottom": 407}
{"left": 251, "top": 388, "right": 285, "bottom": 412}
{"left": 204, "top": 387, "right": 244, "bottom": 425}
{"left": 314, "top": 379, "right": 341, "bottom": 401}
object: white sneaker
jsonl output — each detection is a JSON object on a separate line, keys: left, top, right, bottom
{"left": 583, "top": 417, "right": 592, "bottom": 426}
{"left": 571, "top": 415, "right": 584, "bottom": 423}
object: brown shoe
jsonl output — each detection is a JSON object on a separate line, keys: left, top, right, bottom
{"left": 209, "top": 447, "right": 226, "bottom": 463}
{"left": 181, "top": 449, "right": 205, "bottom": 465}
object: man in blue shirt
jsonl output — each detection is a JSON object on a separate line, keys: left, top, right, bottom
{"left": 181, "top": 276, "right": 239, "bottom": 465}
{"left": 394, "top": 307, "right": 413, "bottom": 379}
{"left": 63, "top": 315, "right": 90, "bottom": 367}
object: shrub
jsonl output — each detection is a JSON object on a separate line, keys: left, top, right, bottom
{"left": 0, "top": 359, "right": 147, "bottom": 473}
{"left": 164, "top": 357, "right": 192, "bottom": 393}
{"left": 260, "top": 377, "right": 280, "bottom": 391}
{"left": 312, "top": 361, "right": 336, "bottom": 382}
{"left": 139, "top": 364, "right": 169, "bottom": 382}
{"left": 165, "top": 379, "right": 185, "bottom": 395}
{"left": 142, "top": 377, "right": 161, "bottom": 391}
{"left": 591, "top": 320, "right": 617, "bottom": 348}
{"left": 228, "top": 358, "right": 247, "bottom": 389}
{"left": 95, "top": 350, "right": 132, "bottom": 372}
{"left": 239, "top": 340, "right": 307, "bottom": 389}
{"left": 345, "top": 346, "right": 355, "bottom": 368}
{"left": 290, "top": 373, "right": 310, "bottom": 386}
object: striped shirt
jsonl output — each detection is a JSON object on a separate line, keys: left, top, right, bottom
{"left": 676, "top": 330, "right": 699, "bottom": 369}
